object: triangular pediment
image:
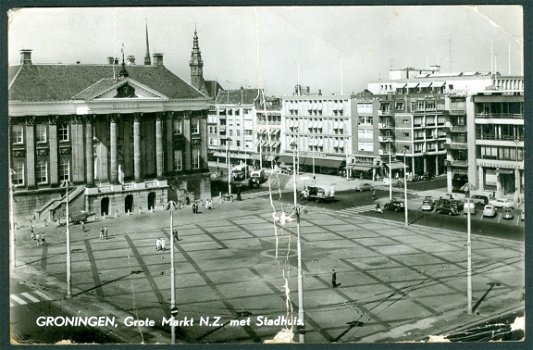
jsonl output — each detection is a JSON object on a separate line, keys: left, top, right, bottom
{"left": 73, "top": 77, "right": 169, "bottom": 101}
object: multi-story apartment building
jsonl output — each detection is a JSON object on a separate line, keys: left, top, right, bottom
{"left": 444, "top": 76, "right": 524, "bottom": 198}
{"left": 207, "top": 88, "right": 261, "bottom": 167}
{"left": 9, "top": 39, "right": 212, "bottom": 221}
{"left": 279, "top": 91, "right": 353, "bottom": 175}
{"left": 255, "top": 94, "right": 282, "bottom": 168}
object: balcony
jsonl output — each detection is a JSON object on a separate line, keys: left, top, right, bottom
{"left": 378, "top": 110, "right": 392, "bottom": 116}
{"left": 378, "top": 123, "right": 394, "bottom": 129}
{"left": 378, "top": 136, "right": 393, "bottom": 142}
{"left": 451, "top": 160, "right": 469, "bottom": 168}
{"left": 449, "top": 125, "right": 467, "bottom": 133}
{"left": 476, "top": 113, "right": 523, "bottom": 119}
{"left": 444, "top": 142, "right": 468, "bottom": 150}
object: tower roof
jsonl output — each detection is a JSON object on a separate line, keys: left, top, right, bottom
{"left": 144, "top": 20, "right": 151, "bottom": 65}
{"left": 190, "top": 28, "right": 203, "bottom": 67}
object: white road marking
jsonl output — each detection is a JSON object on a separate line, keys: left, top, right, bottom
{"left": 33, "top": 290, "right": 52, "bottom": 300}
{"left": 21, "top": 292, "right": 40, "bottom": 303}
{"left": 10, "top": 294, "right": 27, "bottom": 305}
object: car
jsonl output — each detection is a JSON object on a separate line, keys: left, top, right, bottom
{"left": 384, "top": 199, "right": 405, "bottom": 212}
{"left": 502, "top": 208, "right": 514, "bottom": 220}
{"left": 300, "top": 185, "right": 335, "bottom": 202}
{"left": 421, "top": 200, "right": 434, "bottom": 211}
{"left": 482, "top": 205, "right": 497, "bottom": 218}
{"left": 435, "top": 198, "right": 450, "bottom": 210}
{"left": 489, "top": 198, "right": 515, "bottom": 209}
{"left": 471, "top": 195, "right": 489, "bottom": 207}
{"left": 436, "top": 205, "right": 459, "bottom": 215}
{"left": 449, "top": 200, "right": 464, "bottom": 211}
{"left": 421, "top": 172, "right": 435, "bottom": 181}
{"left": 355, "top": 182, "right": 373, "bottom": 192}
{"left": 424, "top": 195, "right": 434, "bottom": 204}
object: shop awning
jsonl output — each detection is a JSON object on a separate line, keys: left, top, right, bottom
{"left": 349, "top": 165, "right": 373, "bottom": 172}
{"left": 419, "top": 82, "right": 432, "bottom": 88}
{"left": 386, "top": 162, "right": 407, "bottom": 170}
{"left": 406, "top": 82, "right": 419, "bottom": 88}
{"left": 432, "top": 81, "right": 446, "bottom": 87}
{"left": 311, "top": 158, "right": 343, "bottom": 168}
{"left": 264, "top": 155, "right": 277, "bottom": 162}
{"left": 277, "top": 155, "right": 294, "bottom": 164}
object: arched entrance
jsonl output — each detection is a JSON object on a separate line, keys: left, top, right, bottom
{"left": 148, "top": 192, "right": 156, "bottom": 210}
{"left": 125, "top": 194, "right": 134, "bottom": 213}
{"left": 101, "top": 197, "right": 110, "bottom": 216}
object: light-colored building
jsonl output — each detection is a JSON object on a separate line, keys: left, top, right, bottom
{"left": 255, "top": 93, "right": 282, "bottom": 168}
{"left": 444, "top": 76, "right": 524, "bottom": 199}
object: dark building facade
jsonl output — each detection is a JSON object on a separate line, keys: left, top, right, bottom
{"left": 9, "top": 49, "right": 212, "bottom": 222}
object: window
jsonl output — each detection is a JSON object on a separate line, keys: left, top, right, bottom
{"left": 37, "top": 161, "right": 48, "bottom": 184}
{"left": 192, "top": 149, "right": 200, "bottom": 169}
{"left": 403, "top": 132, "right": 410, "bottom": 137}
{"left": 12, "top": 125, "right": 24, "bottom": 144}
{"left": 59, "top": 124, "right": 69, "bottom": 142}
{"left": 357, "top": 104, "right": 373, "bottom": 114}
{"left": 174, "top": 120, "right": 183, "bottom": 134}
{"left": 237, "top": 130, "right": 240, "bottom": 137}
{"left": 191, "top": 118, "right": 200, "bottom": 134}
{"left": 59, "top": 160, "right": 70, "bottom": 181}
{"left": 174, "top": 150, "right": 183, "bottom": 171}
{"left": 36, "top": 124, "right": 47, "bottom": 143}
{"left": 395, "top": 102, "right": 404, "bottom": 110}
{"left": 12, "top": 162, "right": 24, "bottom": 186}
{"left": 236, "top": 140, "right": 241, "bottom": 147}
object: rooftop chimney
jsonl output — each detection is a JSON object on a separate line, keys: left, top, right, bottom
{"left": 107, "top": 56, "right": 114, "bottom": 64}
{"left": 126, "top": 55, "right": 136, "bottom": 65}
{"left": 20, "top": 49, "right": 32, "bottom": 65}
{"left": 152, "top": 53, "right": 163, "bottom": 66}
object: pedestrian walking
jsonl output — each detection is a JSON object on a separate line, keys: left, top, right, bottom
{"left": 173, "top": 228, "right": 179, "bottom": 241}
{"left": 99, "top": 227, "right": 104, "bottom": 240}
{"left": 81, "top": 222, "right": 85, "bottom": 232}
{"left": 31, "top": 226, "right": 36, "bottom": 240}
{"left": 156, "top": 238, "right": 161, "bottom": 251}
{"left": 35, "top": 233, "right": 40, "bottom": 246}
{"left": 332, "top": 269, "right": 341, "bottom": 288}
{"left": 104, "top": 226, "right": 108, "bottom": 239}
{"left": 40, "top": 233, "right": 46, "bottom": 246}
{"left": 161, "top": 237, "right": 166, "bottom": 251}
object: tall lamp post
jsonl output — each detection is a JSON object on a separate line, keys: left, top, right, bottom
{"left": 403, "top": 148, "right": 408, "bottom": 226}
{"left": 168, "top": 201, "right": 177, "bottom": 343}
{"left": 60, "top": 179, "right": 72, "bottom": 298}
{"left": 461, "top": 183, "right": 476, "bottom": 314}
{"left": 345, "top": 137, "right": 350, "bottom": 179}
{"left": 10, "top": 169, "right": 16, "bottom": 271}
{"left": 388, "top": 149, "right": 393, "bottom": 201}
{"left": 226, "top": 137, "right": 232, "bottom": 197}
{"left": 290, "top": 141, "right": 305, "bottom": 343}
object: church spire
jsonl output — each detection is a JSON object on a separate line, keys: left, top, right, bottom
{"left": 144, "top": 20, "right": 151, "bottom": 65}
{"left": 190, "top": 26, "right": 207, "bottom": 94}
{"left": 119, "top": 43, "right": 129, "bottom": 78}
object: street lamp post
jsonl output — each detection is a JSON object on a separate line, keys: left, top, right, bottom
{"left": 345, "top": 137, "right": 350, "bottom": 179}
{"left": 291, "top": 142, "right": 305, "bottom": 343}
{"left": 388, "top": 149, "right": 393, "bottom": 201}
{"left": 466, "top": 189, "right": 472, "bottom": 314}
{"left": 169, "top": 204, "right": 177, "bottom": 343}
{"left": 403, "top": 148, "right": 408, "bottom": 227}
{"left": 60, "top": 180, "right": 72, "bottom": 298}
{"left": 10, "top": 169, "right": 16, "bottom": 271}
{"left": 226, "top": 137, "right": 232, "bottom": 197}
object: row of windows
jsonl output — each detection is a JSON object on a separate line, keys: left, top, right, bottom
{"left": 478, "top": 146, "right": 524, "bottom": 161}
{"left": 11, "top": 160, "right": 70, "bottom": 186}
{"left": 12, "top": 124, "right": 70, "bottom": 144}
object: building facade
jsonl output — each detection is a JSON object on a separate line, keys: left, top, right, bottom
{"left": 9, "top": 49, "right": 212, "bottom": 222}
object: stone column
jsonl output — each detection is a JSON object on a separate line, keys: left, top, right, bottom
{"left": 155, "top": 113, "right": 164, "bottom": 178}
{"left": 183, "top": 112, "right": 192, "bottom": 171}
{"left": 133, "top": 113, "right": 141, "bottom": 182}
{"left": 411, "top": 157, "right": 415, "bottom": 176}
{"left": 85, "top": 116, "right": 95, "bottom": 186}
{"left": 478, "top": 166, "right": 484, "bottom": 191}
{"left": 110, "top": 114, "right": 118, "bottom": 183}
{"left": 435, "top": 156, "right": 439, "bottom": 176}
{"left": 200, "top": 112, "right": 208, "bottom": 170}
{"left": 71, "top": 116, "right": 86, "bottom": 183}
{"left": 166, "top": 112, "right": 174, "bottom": 173}
{"left": 48, "top": 116, "right": 59, "bottom": 186}
{"left": 423, "top": 157, "right": 427, "bottom": 173}
{"left": 25, "top": 117, "right": 36, "bottom": 187}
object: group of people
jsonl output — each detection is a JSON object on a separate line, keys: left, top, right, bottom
{"left": 156, "top": 237, "right": 166, "bottom": 251}
{"left": 30, "top": 226, "right": 46, "bottom": 246}
{"left": 191, "top": 198, "right": 214, "bottom": 214}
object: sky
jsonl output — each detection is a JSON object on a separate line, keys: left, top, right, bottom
{"left": 7, "top": 6, "right": 523, "bottom": 96}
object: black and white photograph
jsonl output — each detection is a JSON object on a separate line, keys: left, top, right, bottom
{"left": 6, "top": 5, "right": 526, "bottom": 345}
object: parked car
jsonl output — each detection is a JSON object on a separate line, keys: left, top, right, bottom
{"left": 355, "top": 182, "right": 373, "bottom": 192}
{"left": 421, "top": 172, "right": 435, "bottom": 181}
{"left": 489, "top": 198, "right": 515, "bottom": 209}
{"left": 463, "top": 202, "right": 476, "bottom": 215}
{"left": 471, "top": 194, "right": 489, "bottom": 207}
{"left": 384, "top": 199, "right": 405, "bottom": 212}
{"left": 436, "top": 204, "right": 459, "bottom": 216}
{"left": 57, "top": 211, "right": 91, "bottom": 226}
{"left": 449, "top": 200, "right": 464, "bottom": 211}
{"left": 300, "top": 185, "right": 335, "bottom": 202}
{"left": 436, "top": 198, "right": 450, "bottom": 210}
{"left": 424, "top": 195, "right": 434, "bottom": 204}
{"left": 421, "top": 200, "right": 434, "bottom": 211}
{"left": 482, "top": 205, "right": 497, "bottom": 218}
{"left": 502, "top": 208, "right": 514, "bottom": 220}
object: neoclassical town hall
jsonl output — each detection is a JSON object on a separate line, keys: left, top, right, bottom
{"left": 9, "top": 30, "right": 215, "bottom": 222}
